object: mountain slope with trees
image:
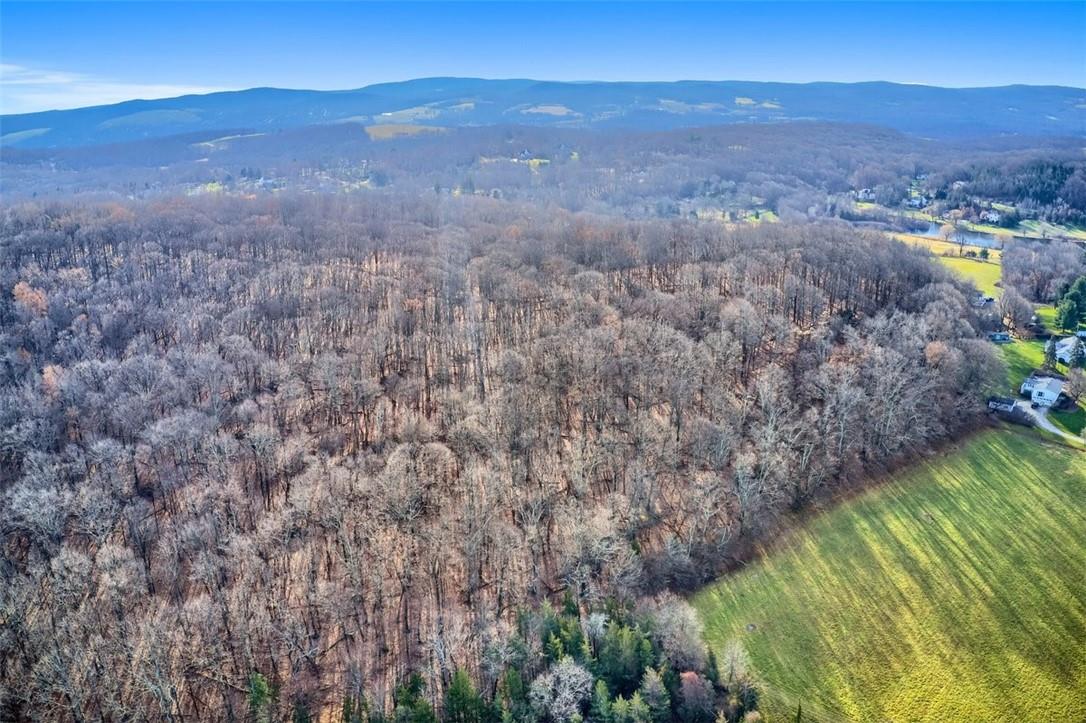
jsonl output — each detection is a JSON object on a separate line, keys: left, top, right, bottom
{"left": 2, "top": 78, "right": 1083, "bottom": 149}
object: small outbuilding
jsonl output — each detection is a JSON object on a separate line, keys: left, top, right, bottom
{"left": 987, "top": 397, "right": 1016, "bottom": 412}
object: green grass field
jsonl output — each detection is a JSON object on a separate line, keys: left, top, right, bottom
{"left": 694, "top": 429, "right": 1086, "bottom": 723}
{"left": 1051, "top": 404, "right": 1086, "bottom": 436}
{"left": 999, "top": 339, "right": 1045, "bottom": 391}
{"left": 1018, "top": 220, "right": 1086, "bottom": 241}
{"left": 894, "top": 233, "right": 1004, "bottom": 263}
{"left": 937, "top": 256, "right": 1002, "bottom": 297}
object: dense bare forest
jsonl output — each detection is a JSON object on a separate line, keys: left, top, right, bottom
{"left": 0, "top": 188, "right": 1007, "bottom": 721}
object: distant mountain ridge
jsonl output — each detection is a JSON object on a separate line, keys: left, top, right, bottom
{"left": 2, "top": 77, "right": 1084, "bottom": 148}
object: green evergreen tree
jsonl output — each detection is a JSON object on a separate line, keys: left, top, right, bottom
{"left": 588, "top": 679, "right": 613, "bottom": 723}
{"left": 598, "top": 625, "right": 653, "bottom": 697}
{"left": 1072, "top": 339, "right": 1086, "bottom": 368}
{"left": 1044, "top": 338, "right": 1059, "bottom": 369}
{"left": 1056, "top": 298, "right": 1079, "bottom": 331}
{"left": 444, "top": 669, "right": 485, "bottom": 723}
{"left": 1066, "top": 276, "right": 1086, "bottom": 319}
{"left": 624, "top": 692, "right": 651, "bottom": 723}
{"left": 704, "top": 650, "right": 721, "bottom": 688}
{"left": 498, "top": 668, "right": 528, "bottom": 722}
{"left": 393, "top": 673, "right": 437, "bottom": 723}
{"left": 639, "top": 669, "right": 671, "bottom": 723}
{"left": 249, "top": 672, "right": 274, "bottom": 723}
{"left": 293, "top": 701, "right": 313, "bottom": 723}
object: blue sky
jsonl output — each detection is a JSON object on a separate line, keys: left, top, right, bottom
{"left": 2, "top": 1, "right": 1084, "bottom": 113}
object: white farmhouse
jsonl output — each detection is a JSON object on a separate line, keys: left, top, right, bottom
{"left": 1052, "top": 336, "right": 1082, "bottom": 365}
{"left": 1020, "top": 374, "right": 1064, "bottom": 407}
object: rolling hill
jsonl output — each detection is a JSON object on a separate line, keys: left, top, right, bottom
{"left": 1, "top": 77, "right": 1083, "bottom": 149}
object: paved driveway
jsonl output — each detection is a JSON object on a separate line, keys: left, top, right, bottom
{"left": 1015, "top": 401, "right": 1081, "bottom": 443}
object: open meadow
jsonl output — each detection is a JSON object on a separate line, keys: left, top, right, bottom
{"left": 937, "top": 256, "right": 1002, "bottom": 297}
{"left": 694, "top": 429, "right": 1086, "bottom": 723}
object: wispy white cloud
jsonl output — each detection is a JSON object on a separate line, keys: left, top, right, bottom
{"left": 0, "top": 63, "right": 228, "bottom": 115}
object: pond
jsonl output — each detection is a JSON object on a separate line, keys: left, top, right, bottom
{"left": 914, "top": 222, "right": 1006, "bottom": 249}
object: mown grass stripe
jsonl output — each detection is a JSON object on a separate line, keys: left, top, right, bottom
{"left": 694, "top": 429, "right": 1086, "bottom": 722}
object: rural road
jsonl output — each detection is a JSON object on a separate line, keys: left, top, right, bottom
{"left": 1017, "top": 402, "right": 1082, "bottom": 443}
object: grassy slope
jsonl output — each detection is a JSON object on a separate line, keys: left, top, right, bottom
{"left": 937, "top": 257, "right": 1002, "bottom": 298}
{"left": 1019, "top": 219, "right": 1086, "bottom": 241}
{"left": 694, "top": 429, "right": 1086, "bottom": 723}
{"left": 1000, "top": 339, "right": 1045, "bottom": 391}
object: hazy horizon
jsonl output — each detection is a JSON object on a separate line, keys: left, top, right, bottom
{"left": 2, "top": 1, "right": 1084, "bottom": 114}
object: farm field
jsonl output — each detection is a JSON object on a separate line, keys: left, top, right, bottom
{"left": 894, "top": 232, "right": 1003, "bottom": 262}
{"left": 694, "top": 429, "right": 1086, "bottom": 723}
{"left": 363, "top": 123, "right": 445, "bottom": 140}
{"left": 1019, "top": 219, "right": 1086, "bottom": 241}
{"left": 937, "top": 256, "right": 1001, "bottom": 297}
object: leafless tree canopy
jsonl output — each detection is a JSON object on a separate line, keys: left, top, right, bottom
{"left": 0, "top": 188, "right": 1007, "bottom": 720}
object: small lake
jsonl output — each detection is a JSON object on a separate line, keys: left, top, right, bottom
{"left": 914, "top": 222, "right": 1006, "bottom": 249}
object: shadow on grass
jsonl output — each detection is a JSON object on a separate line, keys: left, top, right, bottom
{"left": 694, "top": 429, "right": 1086, "bottom": 722}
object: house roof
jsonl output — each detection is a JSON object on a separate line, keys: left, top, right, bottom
{"left": 1035, "top": 377, "right": 1064, "bottom": 395}
{"left": 1056, "top": 337, "right": 1078, "bottom": 353}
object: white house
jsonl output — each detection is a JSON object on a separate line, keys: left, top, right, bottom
{"left": 1021, "top": 375, "right": 1064, "bottom": 406}
{"left": 1053, "top": 336, "right": 1082, "bottom": 365}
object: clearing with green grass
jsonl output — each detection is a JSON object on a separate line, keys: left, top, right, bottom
{"left": 999, "top": 339, "right": 1045, "bottom": 390}
{"left": 694, "top": 429, "right": 1086, "bottom": 723}
{"left": 937, "top": 256, "right": 1002, "bottom": 297}
{"left": 894, "top": 232, "right": 1003, "bottom": 263}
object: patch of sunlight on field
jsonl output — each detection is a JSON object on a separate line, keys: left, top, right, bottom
{"left": 895, "top": 233, "right": 1003, "bottom": 262}
{"left": 1000, "top": 339, "right": 1046, "bottom": 392}
{"left": 364, "top": 124, "right": 444, "bottom": 141}
{"left": 694, "top": 429, "right": 1086, "bottom": 723}
{"left": 1019, "top": 220, "right": 1086, "bottom": 241}
{"left": 937, "top": 256, "right": 1002, "bottom": 297}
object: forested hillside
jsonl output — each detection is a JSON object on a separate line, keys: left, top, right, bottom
{"left": 2, "top": 78, "right": 1082, "bottom": 149}
{"left": 0, "top": 194, "right": 1004, "bottom": 720}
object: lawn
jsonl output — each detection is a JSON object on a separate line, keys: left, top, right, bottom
{"left": 694, "top": 429, "right": 1086, "bottom": 723}
{"left": 1018, "top": 220, "right": 1086, "bottom": 242}
{"left": 894, "top": 233, "right": 1003, "bottom": 262}
{"left": 1035, "top": 304, "right": 1086, "bottom": 334}
{"left": 999, "top": 339, "right": 1046, "bottom": 392}
{"left": 937, "top": 256, "right": 1002, "bottom": 297}
{"left": 1051, "top": 403, "right": 1086, "bottom": 436}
